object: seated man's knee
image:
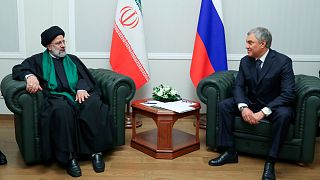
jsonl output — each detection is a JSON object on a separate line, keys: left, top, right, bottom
{"left": 55, "top": 102, "right": 73, "bottom": 112}
{"left": 218, "top": 98, "right": 234, "bottom": 111}
{"left": 81, "top": 93, "right": 101, "bottom": 106}
{"left": 272, "top": 107, "right": 294, "bottom": 122}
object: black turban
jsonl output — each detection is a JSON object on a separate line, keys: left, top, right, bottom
{"left": 41, "top": 26, "right": 65, "bottom": 47}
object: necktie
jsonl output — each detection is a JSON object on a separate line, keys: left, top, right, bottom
{"left": 256, "top": 59, "right": 262, "bottom": 78}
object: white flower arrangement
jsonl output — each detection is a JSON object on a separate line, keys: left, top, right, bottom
{"left": 152, "top": 84, "right": 181, "bottom": 102}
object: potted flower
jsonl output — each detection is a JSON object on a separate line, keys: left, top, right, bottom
{"left": 152, "top": 84, "right": 181, "bottom": 102}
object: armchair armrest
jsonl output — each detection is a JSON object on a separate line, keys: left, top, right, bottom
{"left": 197, "top": 70, "right": 237, "bottom": 104}
{"left": 294, "top": 74, "right": 320, "bottom": 163}
{"left": 196, "top": 70, "right": 237, "bottom": 147}
{"left": 1, "top": 74, "right": 43, "bottom": 164}
{"left": 1, "top": 74, "right": 43, "bottom": 114}
{"left": 89, "top": 68, "right": 136, "bottom": 145}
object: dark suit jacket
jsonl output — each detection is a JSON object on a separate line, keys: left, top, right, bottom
{"left": 233, "top": 49, "right": 295, "bottom": 111}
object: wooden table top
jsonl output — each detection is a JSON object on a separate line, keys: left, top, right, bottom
{"left": 131, "top": 98, "right": 201, "bottom": 115}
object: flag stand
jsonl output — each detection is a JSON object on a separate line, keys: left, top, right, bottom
{"left": 125, "top": 102, "right": 142, "bottom": 129}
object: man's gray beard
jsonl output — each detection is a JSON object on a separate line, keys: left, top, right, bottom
{"left": 51, "top": 48, "right": 66, "bottom": 58}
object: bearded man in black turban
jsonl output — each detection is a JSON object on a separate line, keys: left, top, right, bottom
{"left": 12, "top": 26, "right": 114, "bottom": 177}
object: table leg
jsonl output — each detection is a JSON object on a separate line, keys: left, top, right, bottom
{"left": 195, "top": 110, "right": 200, "bottom": 141}
{"left": 157, "top": 120, "right": 173, "bottom": 150}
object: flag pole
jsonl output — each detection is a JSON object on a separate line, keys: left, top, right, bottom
{"left": 125, "top": 102, "right": 142, "bottom": 129}
{"left": 193, "top": 114, "right": 207, "bottom": 129}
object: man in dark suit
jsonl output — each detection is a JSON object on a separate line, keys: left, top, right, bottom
{"left": 208, "top": 27, "right": 295, "bottom": 180}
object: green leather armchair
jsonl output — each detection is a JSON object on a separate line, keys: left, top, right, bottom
{"left": 197, "top": 70, "right": 320, "bottom": 164}
{"left": 1, "top": 68, "right": 135, "bottom": 164}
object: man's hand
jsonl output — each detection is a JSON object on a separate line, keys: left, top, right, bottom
{"left": 252, "top": 111, "right": 265, "bottom": 123}
{"left": 241, "top": 107, "right": 254, "bottom": 124}
{"left": 75, "top": 90, "right": 90, "bottom": 103}
{"left": 26, "top": 75, "right": 42, "bottom": 94}
{"left": 241, "top": 108, "right": 262, "bottom": 125}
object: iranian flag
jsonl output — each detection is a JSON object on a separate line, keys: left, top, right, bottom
{"left": 110, "top": 0, "right": 150, "bottom": 90}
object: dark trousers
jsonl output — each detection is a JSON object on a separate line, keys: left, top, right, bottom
{"left": 217, "top": 97, "right": 294, "bottom": 158}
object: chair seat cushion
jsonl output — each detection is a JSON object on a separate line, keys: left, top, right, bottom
{"left": 234, "top": 117, "right": 294, "bottom": 141}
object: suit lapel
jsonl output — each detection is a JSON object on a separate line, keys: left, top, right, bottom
{"left": 257, "top": 49, "right": 276, "bottom": 84}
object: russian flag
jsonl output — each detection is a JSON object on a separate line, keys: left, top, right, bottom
{"left": 190, "top": 0, "right": 228, "bottom": 87}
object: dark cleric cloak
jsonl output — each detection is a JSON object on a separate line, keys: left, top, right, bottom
{"left": 12, "top": 53, "right": 115, "bottom": 162}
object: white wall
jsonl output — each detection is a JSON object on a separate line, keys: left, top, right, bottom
{"left": 0, "top": 0, "right": 320, "bottom": 114}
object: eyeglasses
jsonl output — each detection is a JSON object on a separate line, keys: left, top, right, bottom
{"left": 50, "top": 40, "right": 66, "bottom": 46}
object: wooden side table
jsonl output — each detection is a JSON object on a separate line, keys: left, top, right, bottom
{"left": 130, "top": 99, "right": 201, "bottom": 159}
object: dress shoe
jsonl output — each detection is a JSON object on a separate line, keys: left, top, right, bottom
{"left": 262, "top": 162, "right": 276, "bottom": 180}
{"left": 208, "top": 151, "right": 238, "bottom": 166}
{"left": 66, "top": 158, "right": 81, "bottom": 177}
{"left": 0, "top": 150, "right": 7, "bottom": 165}
{"left": 92, "top": 153, "right": 105, "bottom": 173}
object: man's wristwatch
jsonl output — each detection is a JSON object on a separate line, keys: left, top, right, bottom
{"left": 239, "top": 106, "right": 248, "bottom": 112}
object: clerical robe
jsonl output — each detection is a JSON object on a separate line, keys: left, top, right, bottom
{"left": 12, "top": 53, "right": 115, "bottom": 163}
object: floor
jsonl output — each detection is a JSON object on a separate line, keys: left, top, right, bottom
{"left": 0, "top": 117, "right": 319, "bottom": 180}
